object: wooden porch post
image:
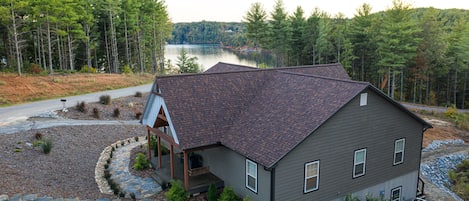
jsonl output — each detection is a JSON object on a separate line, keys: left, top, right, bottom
{"left": 170, "top": 144, "right": 174, "bottom": 179}
{"left": 183, "top": 151, "right": 189, "bottom": 191}
{"left": 157, "top": 136, "right": 162, "bottom": 168}
{"left": 147, "top": 129, "right": 151, "bottom": 161}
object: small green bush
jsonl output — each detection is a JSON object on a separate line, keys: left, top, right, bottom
{"left": 100, "top": 95, "right": 112, "bottom": 105}
{"left": 41, "top": 138, "right": 53, "bottom": 154}
{"left": 79, "top": 65, "right": 97, "bottom": 73}
{"left": 207, "top": 182, "right": 217, "bottom": 201}
{"left": 32, "top": 140, "right": 42, "bottom": 147}
{"left": 165, "top": 180, "right": 188, "bottom": 201}
{"left": 113, "top": 108, "right": 120, "bottom": 117}
{"left": 122, "top": 65, "right": 133, "bottom": 75}
{"left": 133, "top": 153, "right": 149, "bottom": 170}
{"left": 135, "top": 136, "right": 139, "bottom": 142}
{"left": 219, "top": 187, "right": 238, "bottom": 201}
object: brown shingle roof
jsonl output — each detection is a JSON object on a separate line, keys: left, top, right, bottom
{"left": 204, "top": 62, "right": 351, "bottom": 80}
{"left": 155, "top": 64, "right": 368, "bottom": 167}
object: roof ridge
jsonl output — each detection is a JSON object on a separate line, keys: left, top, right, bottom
{"left": 278, "top": 70, "right": 369, "bottom": 85}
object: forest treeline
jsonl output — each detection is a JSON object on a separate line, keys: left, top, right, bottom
{"left": 3, "top": 0, "right": 469, "bottom": 108}
{"left": 168, "top": 1, "right": 469, "bottom": 108}
{"left": 242, "top": 0, "right": 469, "bottom": 108}
{"left": 0, "top": 0, "right": 172, "bottom": 76}
{"left": 168, "top": 21, "right": 246, "bottom": 47}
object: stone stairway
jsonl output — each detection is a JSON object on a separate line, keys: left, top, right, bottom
{"left": 0, "top": 194, "right": 156, "bottom": 201}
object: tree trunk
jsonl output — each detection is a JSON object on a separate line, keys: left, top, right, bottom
{"left": 124, "top": 12, "right": 130, "bottom": 67}
{"left": 67, "top": 26, "right": 74, "bottom": 71}
{"left": 454, "top": 70, "right": 458, "bottom": 106}
{"left": 400, "top": 70, "right": 403, "bottom": 101}
{"left": 56, "top": 25, "right": 63, "bottom": 70}
{"left": 104, "top": 21, "right": 111, "bottom": 73}
{"left": 40, "top": 28, "right": 46, "bottom": 70}
{"left": 462, "top": 72, "right": 467, "bottom": 109}
{"left": 85, "top": 23, "right": 91, "bottom": 71}
{"left": 11, "top": 2, "right": 22, "bottom": 76}
{"left": 46, "top": 19, "right": 53, "bottom": 75}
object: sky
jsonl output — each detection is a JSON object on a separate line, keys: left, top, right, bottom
{"left": 165, "top": 0, "right": 469, "bottom": 23}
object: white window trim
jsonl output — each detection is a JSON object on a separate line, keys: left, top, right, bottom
{"left": 304, "top": 160, "right": 320, "bottom": 193}
{"left": 394, "top": 138, "right": 405, "bottom": 165}
{"left": 360, "top": 93, "right": 368, "bottom": 106}
{"left": 353, "top": 148, "right": 367, "bottom": 178}
{"left": 246, "top": 159, "right": 258, "bottom": 193}
{"left": 391, "top": 186, "right": 402, "bottom": 201}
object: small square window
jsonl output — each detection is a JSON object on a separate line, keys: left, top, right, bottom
{"left": 391, "top": 186, "right": 402, "bottom": 201}
{"left": 360, "top": 93, "right": 368, "bottom": 106}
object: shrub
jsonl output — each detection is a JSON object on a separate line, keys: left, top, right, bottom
{"left": 79, "top": 65, "right": 97, "bottom": 73}
{"left": 121, "top": 141, "right": 125, "bottom": 146}
{"left": 135, "top": 112, "right": 142, "bottom": 119}
{"left": 122, "top": 65, "right": 133, "bottom": 75}
{"left": 32, "top": 140, "right": 42, "bottom": 147}
{"left": 104, "top": 170, "right": 111, "bottom": 179}
{"left": 113, "top": 108, "right": 120, "bottom": 117}
{"left": 219, "top": 187, "right": 238, "bottom": 201}
{"left": 93, "top": 108, "right": 100, "bottom": 119}
{"left": 110, "top": 152, "right": 113, "bottom": 158}
{"left": 133, "top": 153, "right": 149, "bottom": 170}
{"left": 165, "top": 180, "right": 188, "bottom": 201}
{"left": 207, "top": 182, "right": 217, "bottom": 201}
{"left": 104, "top": 163, "right": 109, "bottom": 169}
{"left": 41, "top": 138, "right": 53, "bottom": 154}
{"left": 100, "top": 95, "right": 111, "bottom": 105}
{"left": 135, "top": 91, "right": 143, "bottom": 97}
{"left": 130, "top": 192, "right": 136, "bottom": 200}
{"left": 29, "top": 63, "right": 42, "bottom": 74}
{"left": 119, "top": 191, "right": 125, "bottom": 197}
{"left": 35, "top": 132, "right": 43, "bottom": 140}
{"left": 135, "top": 136, "right": 139, "bottom": 142}
{"left": 76, "top": 101, "right": 87, "bottom": 113}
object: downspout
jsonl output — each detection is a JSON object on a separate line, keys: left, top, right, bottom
{"left": 270, "top": 167, "right": 275, "bottom": 201}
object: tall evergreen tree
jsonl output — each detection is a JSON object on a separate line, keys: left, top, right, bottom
{"left": 268, "top": 0, "right": 290, "bottom": 67}
{"left": 376, "top": 0, "right": 421, "bottom": 100}
{"left": 288, "top": 6, "right": 306, "bottom": 66}
{"left": 243, "top": 2, "right": 268, "bottom": 67}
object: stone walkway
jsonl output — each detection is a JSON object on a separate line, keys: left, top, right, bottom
{"left": 96, "top": 137, "right": 162, "bottom": 199}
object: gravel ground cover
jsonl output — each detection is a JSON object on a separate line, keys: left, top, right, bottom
{"left": 0, "top": 124, "right": 145, "bottom": 199}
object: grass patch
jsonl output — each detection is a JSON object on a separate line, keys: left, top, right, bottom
{"left": 449, "top": 158, "right": 469, "bottom": 200}
{"left": 0, "top": 73, "right": 154, "bottom": 107}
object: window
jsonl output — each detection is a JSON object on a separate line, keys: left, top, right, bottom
{"left": 393, "top": 139, "right": 405, "bottom": 165}
{"left": 353, "top": 149, "right": 367, "bottom": 178}
{"left": 246, "top": 159, "right": 257, "bottom": 192}
{"left": 394, "top": 139, "right": 405, "bottom": 165}
{"left": 360, "top": 93, "right": 368, "bottom": 106}
{"left": 304, "top": 161, "right": 320, "bottom": 193}
{"left": 391, "top": 186, "right": 402, "bottom": 201}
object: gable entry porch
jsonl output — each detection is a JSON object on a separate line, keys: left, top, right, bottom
{"left": 145, "top": 125, "right": 224, "bottom": 194}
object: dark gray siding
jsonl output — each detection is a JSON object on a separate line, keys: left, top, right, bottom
{"left": 199, "top": 147, "right": 271, "bottom": 201}
{"left": 274, "top": 88, "right": 424, "bottom": 201}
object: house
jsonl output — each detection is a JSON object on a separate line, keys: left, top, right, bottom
{"left": 141, "top": 62, "right": 431, "bottom": 201}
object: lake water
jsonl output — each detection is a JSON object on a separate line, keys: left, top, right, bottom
{"left": 165, "top": 44, "right": 272, "bottom": 71}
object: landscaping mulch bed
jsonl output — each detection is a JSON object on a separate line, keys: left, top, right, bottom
{"left": 57, "top": 93, "right": 149, "bottom": 121}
